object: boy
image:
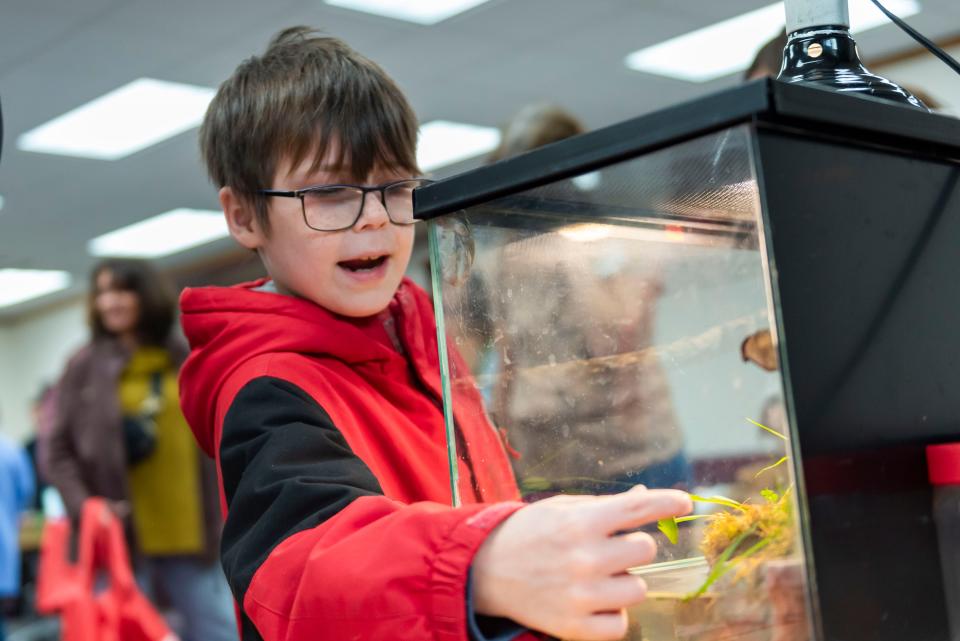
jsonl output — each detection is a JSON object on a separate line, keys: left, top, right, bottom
{"left": 178, "top": 26, "right": 691, "bottom": 641}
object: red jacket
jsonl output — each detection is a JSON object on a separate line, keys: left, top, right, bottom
{"left": 179, "top": 278, "right": 532, "bottom": 641}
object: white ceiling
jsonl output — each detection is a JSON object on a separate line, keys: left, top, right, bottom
{"left": 1, "top": 0, "right": 958, "bottom": 319}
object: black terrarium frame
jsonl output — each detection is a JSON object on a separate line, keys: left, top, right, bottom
{"left": 416, "top": 78, "right": 960, "bottom": 641}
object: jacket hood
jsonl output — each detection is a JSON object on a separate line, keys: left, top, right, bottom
{"left": 178, "top": 278, "right": 432, "bottom": 457}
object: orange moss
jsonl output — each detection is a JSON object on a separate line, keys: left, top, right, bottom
{"left": 700, "top": 494, "right": 794, "bottom": 584}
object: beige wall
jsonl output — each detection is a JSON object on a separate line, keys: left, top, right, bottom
{"left": 876, "top": 43, "right": 960, "bottom": 116}
{"left": 0, "top": 298, "right": 88, "bottom": 442}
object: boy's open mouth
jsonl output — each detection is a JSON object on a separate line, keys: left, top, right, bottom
{"left": 338, "top": 255, "right": 388, "bottom": 272}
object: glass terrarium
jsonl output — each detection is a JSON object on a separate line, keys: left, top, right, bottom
{"left": 417, "top": 79, "right": 960, "bottom": 641}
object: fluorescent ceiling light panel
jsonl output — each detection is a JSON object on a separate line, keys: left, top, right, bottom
{"left": 0, "top": 269, "right": 71, "bottom": 308}
{"left": 848, "top": 0, "right": 920, "bottom": 31}
{"left": 88, "top": 209, "right": 229, "bottom": 258}
{"left": 559, "top": 224, "right": 612, "bottom": 243}
{"left": 625, "top": 0, "right": 921, "bottom": 82}
{"left": 324, "top": 0, "right": 492, "bottom": 24}
{"left": 18, "top": 78, "right": 215, "bottom": 160}
{"left": 418, "top": 120, "right": 500, "bottom": 171}
{"left": 572, "top": 171, "right": 602, "bottom": 191}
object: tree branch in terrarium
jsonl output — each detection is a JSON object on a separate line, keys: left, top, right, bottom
{"left": 466, "top": 311, "right": 767, "bottom": 387}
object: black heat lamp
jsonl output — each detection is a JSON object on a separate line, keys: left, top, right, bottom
{"left": 779, "top": 0, "right": 928, "bottom": 110}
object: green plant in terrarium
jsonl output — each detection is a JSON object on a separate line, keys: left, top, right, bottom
{"left": 657, "top": 419, "right": 795, "bottom": 599}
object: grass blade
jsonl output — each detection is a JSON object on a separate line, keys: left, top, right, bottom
{"left": 657, "top": 518, "right": 679, "bottom": 544}
{"left": 754, "top": 456, "right": 789, "bottom": 479}
{"left": 686, "top": 525, "right": 758, "bottom": 600}
{"left": 676, "top": 515, "right": 713, "bottom": 523}
{"left": 747, "top": 418, "right": 787, "bottom": 440}
{"left": 689, "top": 494, "right": 747, "bottom": 512}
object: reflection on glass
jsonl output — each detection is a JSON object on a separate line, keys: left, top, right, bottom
{"left": 429, "top": 127, "right": 815, "bottom": 641}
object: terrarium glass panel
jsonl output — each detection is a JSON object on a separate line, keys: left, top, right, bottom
{"left": 427, "top": 126, "right": 817, "bottom": 641}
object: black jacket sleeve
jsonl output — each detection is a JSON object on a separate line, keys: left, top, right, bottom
{"left": 218, "top": 375, "right": 526, "bottom": 641}
{"left": 219, "top": 376, "right": 383, "bottom": 639}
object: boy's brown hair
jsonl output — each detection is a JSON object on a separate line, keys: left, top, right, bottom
{"left": 200, "top": 26, "right": 420, "bottom": 231}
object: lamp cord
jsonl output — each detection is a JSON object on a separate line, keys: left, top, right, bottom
{"left": 869, "top": 0, "right": 960, "bottom": 76}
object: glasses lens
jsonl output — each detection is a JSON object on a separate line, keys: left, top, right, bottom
{"left": 383, "top": 180, "right": 423, "bottom": 224}
{"left": 302, "top": 187, "right": 363, "bottom": 230}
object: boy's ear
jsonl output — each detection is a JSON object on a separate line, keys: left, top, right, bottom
{"left": 220, "top": 187, "right": 265, "bottom": 250}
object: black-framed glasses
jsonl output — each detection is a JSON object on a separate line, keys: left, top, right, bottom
{"left": 258, "top": 178, "right": 432, "bottom": 232}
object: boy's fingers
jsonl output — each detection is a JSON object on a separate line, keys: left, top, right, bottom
{"left": 590, "top": 531, "right": 658, "bottom": 574}
{"left": 569, "top": 611, "right": 630, "bottom": 641}
{"left": 589, "top": 488, "right": 692, "bottom": 535}
{"left": 577, "top": 574, "right": 648, "bottom": 612}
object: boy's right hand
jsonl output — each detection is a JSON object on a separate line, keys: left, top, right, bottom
{"left": 471, "top": 486, "right": 692, "bottom": 641}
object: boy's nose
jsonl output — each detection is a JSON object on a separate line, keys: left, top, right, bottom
{"left": 354, "top": 192, "right": 390, "bottom": 231}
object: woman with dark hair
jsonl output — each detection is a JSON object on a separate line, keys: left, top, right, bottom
{"left": 46, "top": 258, "right": 237, "bottom": 641}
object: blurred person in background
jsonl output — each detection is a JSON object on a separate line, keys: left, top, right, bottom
{"left": 487, "top": 103, "right": 584, "bottom": 162}
{"left": 46, "top": 258, "right": 237, "bottom": 641}
{"left": 24, "top": 385, "right": 57, "bottom": 512}
{"left": 744, "top": 30, "right": 788, "bottom": 80}
{"left": 14, "top": 386, "right": 62, "bottom": 635}
{"left": 486, "top": 104, "right": 691, "bottom": 494}
{"left": 0, "top": 428, "right": 35, "bottom": 641}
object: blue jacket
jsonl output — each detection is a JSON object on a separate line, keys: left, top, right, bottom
{"left": 0, "top": 434, "right": 34, "bottom": 597}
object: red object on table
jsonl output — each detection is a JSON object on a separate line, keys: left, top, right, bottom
{"left": 36, "top": 498, "right": 173, "bottom": 641}
{"left": 927, "top": 442, "right": 960, "bottom": 486}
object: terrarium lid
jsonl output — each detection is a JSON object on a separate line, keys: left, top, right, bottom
{"left": 415, "top": 79, "right": 960, "bottom": 222}
{"left": 926, "top": 443, "right": 960, "bottom": 486}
